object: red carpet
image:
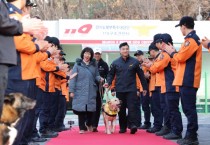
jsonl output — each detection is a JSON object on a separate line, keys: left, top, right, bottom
{"left": 47, "top": 126, "right": 178, "bottom": 145}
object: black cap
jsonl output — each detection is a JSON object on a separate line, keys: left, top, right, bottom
{"left": 153, "top": 33, "right": 162, "bottom": 43}
{"left": 44, "top": 36, "right": 61, "bottom": 48}
{"left": 26, "top": 0, "right": 37, "bottom": 7}
{"left": 59, "top": 51, "right": 66, "bottom": 56}
{"left": 134, "top": 50, "right": 144, "bottom": 56}
{"left": 160, "top": 33, "right": 173, "bottom": 45}
{"left": 148, "top": 42, "right": 159, "bottom": 54}
{"left": 175, "top": 16, "right": 194, "bottom": 28}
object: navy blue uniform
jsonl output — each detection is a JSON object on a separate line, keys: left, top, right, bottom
{"left": 107, "top": 56, "right": 147, "bottom": 130}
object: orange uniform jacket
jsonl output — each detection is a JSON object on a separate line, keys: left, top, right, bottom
{"left": 8, "top": 11, "right": 42, "bottom": 80}
{"left": 170, "top": 31, "right": 202, "bottom": 88}
{"left": 38, "top": 59, "right": 58, "bottom": 92}
{"left": 149, "top": 52, "right": 178, "bottom": 93}
{"left": 61, "top": 79, "right": 69, "bottom": 102}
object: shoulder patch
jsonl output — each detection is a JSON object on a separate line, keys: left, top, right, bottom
{"left": 184, "top": 41, "right": 190, "bottom": 47}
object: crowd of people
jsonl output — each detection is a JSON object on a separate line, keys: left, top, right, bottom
{"left": 1, "top": 0, "right": 210, "bottom": 145}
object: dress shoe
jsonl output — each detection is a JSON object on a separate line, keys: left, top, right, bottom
{"left": 146, "top": 127, "right": 161, "bottom": 133}
{"left": 31, "top": 136, "right": 47, "bottom": 142}
{"left": 155, "top": 126, "right": 170, "bottom": 136}
{"left": 53, "top": 126, "right": 70, "bottom": 132}
{"left": 163, "top": 132, "right": 182, "bottom": 140}
{"left": 138, "top": 124, "right": 151, "bottom": 130}
{"left": 177, "top": 136, "right": 199, "bottom": 145}
{"left": 130, "top": 126, "right": 137, "bottom": 134}
{"left": 119, "top": 129, "right": 127, "bottom": 133}
{"left": 40, "top": 130, "right": 58, "bottom": 138}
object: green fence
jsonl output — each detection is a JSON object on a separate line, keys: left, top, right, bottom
{"left": 196, "top": 72, "right": 210, "bottom": 113}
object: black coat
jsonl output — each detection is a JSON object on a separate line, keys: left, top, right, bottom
{"left": 97, "top": 58, "right": 109, "bottom": 80}
{"left": 107, "top": 56, "right": 148, "bottom": 92}
{"left": 0, "top": 0, "right": 23, "bottom": 65}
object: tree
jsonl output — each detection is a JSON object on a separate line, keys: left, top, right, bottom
{"left": 31, "top": 0, "right": 210, "bottom": 20}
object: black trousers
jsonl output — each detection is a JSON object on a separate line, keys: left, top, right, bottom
{"left": 39, "top": 91, "right": 54, "bottom": 133}
{"left": 116, "top": 92, "right": 139, "bottom": 130}
{"left": 0, "top": 64, "right": 8, "bottom": 117}
{"left": 151, "top": 88, "right": 163, "bottom": 129}
{"left": 48, "top": 90, "right": 60, "bottom": 129}
{"left": 91, "top": 91, "right": 102, "bottom": 128}
{"left": 54, "top": 94, "right": 67, "bottom": 128}
{"left": 180, "top": 86, "right": 198, "bottom": 138}
{"left": 32, "top": 88, "right": 43, "bottom": 137}
{"left": 160, "top": 92, "right": 171, "bottom": 129}
{"left": 73, "top": 110, "right": 93, "bottom": 130}
{"left": 141, "top": 91, "right": 151, "bottom": 126}
{"left": 166, "top": 92, "right": 183, "bottom": 135}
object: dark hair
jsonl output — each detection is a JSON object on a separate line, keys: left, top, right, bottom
{"left": 119, "top": 42, "right": 129, "bottom": 49}
{"left": 148, "top": 42, "right": 159, "bottom": 54}
{"left": 80, "top": 47, "right": 94, "bottom": 61}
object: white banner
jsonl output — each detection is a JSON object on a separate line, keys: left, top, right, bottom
{"left": 58, "top": 20, "right": 210, "bottom": 45}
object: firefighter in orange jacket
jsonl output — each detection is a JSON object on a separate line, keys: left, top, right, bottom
{"left": 52, "top": 56, "right": 71, "bottom": 132}
{"left": 164, "top": 16, "right": 201, "bottom": 145}
{"left": 37, "top": 37, "right": 68, "bottom": 138}
{"left": 134, "top": 50, "right": 151, "bottom": 129}
{"left": 143, "top": 38, "right": 163, "bottom": 134}
{"left": 144, "top": 34, "right": 183, "bottom": 140}
{"left": 5, "top": 1, "right": 53, "bottom": 144}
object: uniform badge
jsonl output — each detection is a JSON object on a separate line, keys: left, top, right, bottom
{"left": 129, "top": 64, "right": 133, "bottom": 67}
{"left": 159, "top": 53, "right": 164, "bottom": 60}
{"left": 184, "top": 41, "right": 190, "bottom": 47}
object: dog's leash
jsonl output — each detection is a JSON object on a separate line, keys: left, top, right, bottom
{"left": 99, "top": 81, "right": 110, "bottom": 105}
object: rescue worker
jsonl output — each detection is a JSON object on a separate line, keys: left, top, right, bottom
{"left": 144, "top": 33, "right": 183, "bottom": 140}
{"left": 145, "top": 34, "right": 171, "bottom": 137}
{"left": 5, "top": 0, "right": 55, "bottom": 144}
{"left": 134, "top": 50, "right": 151, "bottom": 129}
{"left": 0, "top": 0, "right": 44, "bottom": 117}
{"left": 91, "top": 47, "right": 109, "bottom": 132}
{"left": 104, "top": 42, "right": 148, "bottom": 134}
{"left": 164, "top": 16, "right": 201, "bottom": 145}
{"left": 144, "top": 42, "right": 163, "bottom": 133}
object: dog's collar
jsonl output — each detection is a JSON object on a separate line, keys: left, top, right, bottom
{"left": 102, "top": 103, "right": 118, "bottom": 117}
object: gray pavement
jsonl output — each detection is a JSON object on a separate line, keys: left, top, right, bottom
{"left": 37, "top": 113, "right": 210, "bottom": 145}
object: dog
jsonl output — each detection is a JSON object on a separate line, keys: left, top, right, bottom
{"left": 0, "top": 93, "right": 36, "bottom": 145}
{"left": 102, "top": 98, "right": 121, "bottom": 134}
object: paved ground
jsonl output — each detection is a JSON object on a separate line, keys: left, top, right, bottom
{"left": 38, "top": 113, "right": 210, "bottom": 145}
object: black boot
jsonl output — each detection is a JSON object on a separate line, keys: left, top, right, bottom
{"left": 163, "top": 132, "right": 182, "bottom": 140}
{"left": 155, "top": 126, "right": 170, "bottom": 136}
{"left": 177, "top": 136, "right": 199, "bottom": 145}
{"left": 146, "top": 127, "right": 161, "bottom": 133}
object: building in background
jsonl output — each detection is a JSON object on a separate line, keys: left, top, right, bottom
{"left": 44, "top": 20, "right": 210, "bottom": 113}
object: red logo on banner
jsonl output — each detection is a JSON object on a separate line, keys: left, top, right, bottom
{"left": 64, "top": 24, "right": 92, "bottom": 34}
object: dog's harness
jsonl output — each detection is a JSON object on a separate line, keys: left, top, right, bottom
{"left": 102, "top": 103, "right": 118, "bottom": 117}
